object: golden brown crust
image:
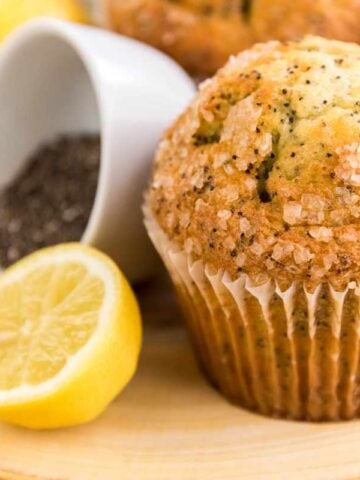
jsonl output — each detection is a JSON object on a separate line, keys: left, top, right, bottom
{"left": 148, "top": 36, "right": 360, "bottom": 290}
{"left": 252, "top": 0, "right": 360, "bottom": 44}
{"left": 104, "top": 0, "right": 253, "bottom": 76}
{"left": 105, "top": 0, "right": 360, "bottom": 76}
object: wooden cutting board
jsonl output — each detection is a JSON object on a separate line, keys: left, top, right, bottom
{"left": 1, "top": 276, "right": 360, "bottom": 480}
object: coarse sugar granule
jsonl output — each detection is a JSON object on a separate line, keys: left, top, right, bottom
{"left": 0, "top": 134, "right": 100, "bottom": 268}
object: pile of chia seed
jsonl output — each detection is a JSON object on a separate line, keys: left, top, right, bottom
{"left": 0, "top": 134, "right": 100, "bottom": 268}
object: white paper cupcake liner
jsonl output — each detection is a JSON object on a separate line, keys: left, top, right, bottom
{"left": 144, "top": 204, "right": 360, "bottom": 421}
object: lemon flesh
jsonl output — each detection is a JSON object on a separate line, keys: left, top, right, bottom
{"left": 0, "top": 244, "right": 142, "bottom": 429}
{"left": 0, "top": 0, "right": 91, "bottom": 42}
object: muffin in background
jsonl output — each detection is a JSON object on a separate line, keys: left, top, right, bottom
{"left": 145, "top": 36, "right": 360, "bottom": 421}
{"left": 104, "top": 0, "right": 252, "bottom": 77}
{"left": 252, "top": 0, "right": 360, "bottom": 46}
{"left": 104, "top": 0, "right": 360, "bottom": 76}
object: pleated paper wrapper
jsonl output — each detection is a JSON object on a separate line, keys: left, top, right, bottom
{"left": 144, "top": 204, "right": 360, "bottom": 421}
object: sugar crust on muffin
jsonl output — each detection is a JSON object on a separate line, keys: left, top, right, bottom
{"left": 149, "top": 36, "right": 360, "bottom": 290}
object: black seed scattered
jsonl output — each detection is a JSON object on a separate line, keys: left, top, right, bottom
{"left": 290, "top": 152, "right": 296, "bottom": 157}
{"left": 193, "top": 132, "right": 221, "bottom": 146}
{"left": 259, "top": 191, "right": 271, "bottom": 202}
{"left": 230, "top": 249, "right": 238, "bottom": 257}
{"left": 282, "top": 89, "right": 288, "bottom": 94}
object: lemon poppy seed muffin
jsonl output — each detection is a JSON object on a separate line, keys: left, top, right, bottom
{"left": 105, "top": 0, "right": 253, "bottom": 76}
{"left": 150, "top": 36, "right": 360, "bottom": 291}
{"left": 252, "top": 0, "right": 360, "bottom": 46}
{"left": 105, "top": 0, "right": 360, "bottom": 76}
{"left": 145, "top": 37, "right": 360, "bottom": 421}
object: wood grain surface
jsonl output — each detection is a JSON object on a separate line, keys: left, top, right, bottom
{"left": 1, "top": 276, "right": 360, "bottom": 480}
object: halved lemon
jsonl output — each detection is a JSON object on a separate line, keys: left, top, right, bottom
{"left": 0, "top": 243, "right": 142, "bottom": 429}
{"left": 0, "top": 0, "right": 91, "bottom": 42}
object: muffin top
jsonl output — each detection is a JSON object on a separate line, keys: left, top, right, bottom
{"left": 106, "top": 0, "right": 360, "bottom": 76}
{"left": 252, "top": 0, "right": 360, "bottom": 46}
{"left": 148, "top": 36, "right": 360, "bottom": 290}
{"left": 106, "top": 0, "right": 253, "bottom": 76}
